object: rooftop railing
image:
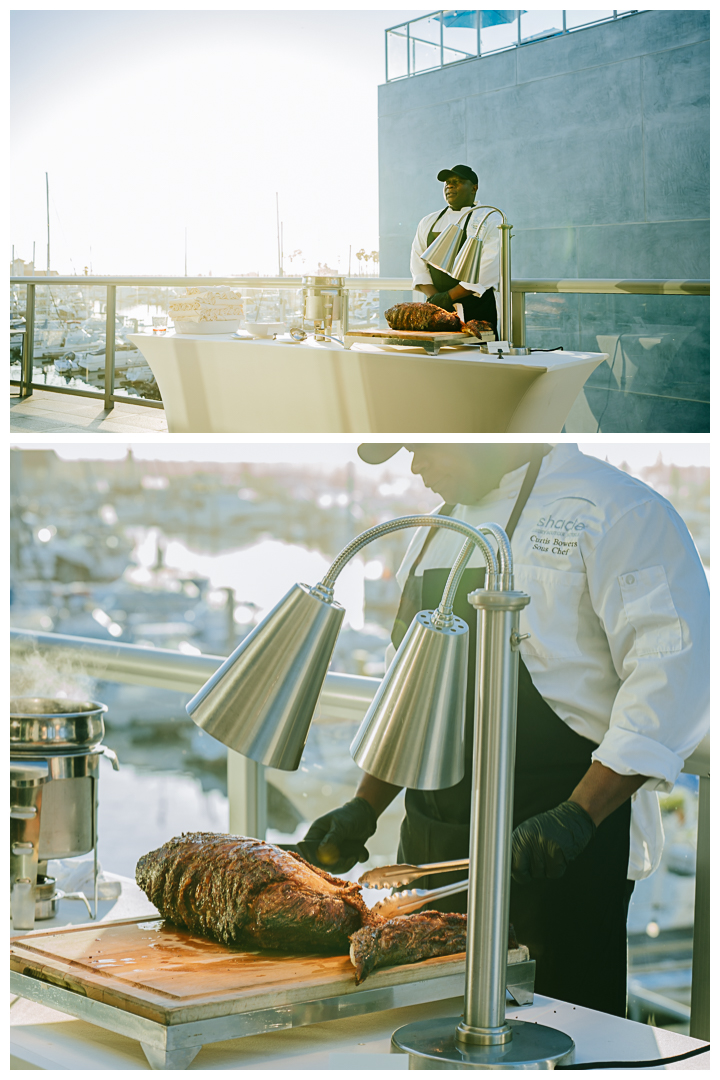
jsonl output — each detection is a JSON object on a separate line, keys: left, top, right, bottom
{"left": 10, "top": 274, "right": 709, "bottom": 413}
{"left": 9, "top": 626, "right": 710, "bottom": 1039}
{"left": 9, "top": 274, "right": 389, "bottom": 410}
{"left": 385, "top": 10, "right": 648, "bottom": 81}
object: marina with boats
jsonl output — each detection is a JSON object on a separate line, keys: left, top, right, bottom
{"left": 10, "top": 276, "right": 384, "bottom": 406}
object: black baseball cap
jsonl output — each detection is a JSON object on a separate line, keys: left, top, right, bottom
{"left": 437, "top": 165, "right": 478, "bottom": 185}
{"left": 357, "top": 443, "right": 404, "bottom": 464}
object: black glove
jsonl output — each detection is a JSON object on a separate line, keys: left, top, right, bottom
{"left": 427, "top": 291, "right": 455, "bottom": 312}
{"left": 288, "top": 797, "right": 377, "bottom": 874}
{"left": 511, "top": 800, "right": 596, "bottom": 885}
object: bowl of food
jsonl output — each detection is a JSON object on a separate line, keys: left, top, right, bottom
{"left": 172, "top": 319, "right": 240, "bottom": 335}
{"left": 242, "top": 322, "right": 286, "bottom": 338}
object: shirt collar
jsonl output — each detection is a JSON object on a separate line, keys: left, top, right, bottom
{"left": 459, "top": 444, "right": 578, "bottom": 509}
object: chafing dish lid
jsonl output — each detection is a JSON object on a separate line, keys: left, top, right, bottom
{"left": 10, "top": 697, "right": 107, "bottom": 750}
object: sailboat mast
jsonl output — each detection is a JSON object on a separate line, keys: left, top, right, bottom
{"left": 45, "top": 172, "right": 50, "bottom": 272}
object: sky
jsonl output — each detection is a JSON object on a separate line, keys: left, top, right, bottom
{"left": 9, "top": 440, "right": 710, "bottom": 477}
{"left": 9, "top": 5, "right": 675, "bottom": 278}
{"left": 10, "top": 8, "right": 428, "bottom": 277}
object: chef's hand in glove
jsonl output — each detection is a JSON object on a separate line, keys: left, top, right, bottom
{"left": 427, "top": 291, "right": 455, "bottom": 312}
{"left": 290, "top": 797, "right": 377, "bottom": 874}
{"left": 511, "top": 800, "right": 596, "bottom": 885}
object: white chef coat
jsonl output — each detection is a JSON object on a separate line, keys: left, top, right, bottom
{"left": 410, "top": 205, "right": 501, "bottom": 297}
{"left": 393, "top": 443, "right": 709, "bottom": 881}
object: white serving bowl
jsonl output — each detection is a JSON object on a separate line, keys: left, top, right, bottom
{"left": 242, "top": 322, "right": 286, "bottom": 338}
{"left": 171, "top": 319, "right": 240, "bottom": 335}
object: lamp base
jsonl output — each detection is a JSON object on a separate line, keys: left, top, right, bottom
{"left": 391, "top": 1017, "right": 574, "bottom": 1070}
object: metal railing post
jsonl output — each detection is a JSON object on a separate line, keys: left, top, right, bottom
{"left": 690, "top": 774, "right": 710, "bottom": 1040}
{"left": 228, "top": 751, "right": 267, "bottom": 839}
{"left": 104, "top": 284, "right": 116, "bottom": 410}
{"left": 21, "top": 283, "right": 35, "bottom": 399}
{"left": 511, "top": 289, "right": 526, "bottom": 348}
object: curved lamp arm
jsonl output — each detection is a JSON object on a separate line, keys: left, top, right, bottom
{"left": 466, "top": 207, "right": 504, "bottom": 240}
{"left": 435, "top": 524, "right": 512, "bottom": 625}
{"left": 468, "top": 204, "right": 507, "bottom": 228}
{"left": 314, "top": 514, "right": 512, "bottom": 629}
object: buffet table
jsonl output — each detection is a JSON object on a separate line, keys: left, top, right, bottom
{"left": 10, "top": 880, "right": 709, "bottom": 1071}
{"left": 129, "top": 333, "right": 606, "bottom": 434}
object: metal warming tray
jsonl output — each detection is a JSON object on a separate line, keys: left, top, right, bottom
{"left": 10, "top": 916, "right": 534, "bottom": 1070}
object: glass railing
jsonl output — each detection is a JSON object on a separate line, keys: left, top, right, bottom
{"left": 385, "top": 10, "right": 647, "bottom": 80}
{"left": 509, "top": 279, "right": 709, "bottom": 433}
{"left": 9, "top": 276, "right": 385, "bottom": 410}
{"left": 11, "top": 274, "right": 709, "bottom": 432}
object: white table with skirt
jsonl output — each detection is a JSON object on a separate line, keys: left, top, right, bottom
{"left": 129, "top": 333, "right": 606, "bottom": 434}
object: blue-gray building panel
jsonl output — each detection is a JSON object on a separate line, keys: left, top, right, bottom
{"left": 377, "top": 10, "right": 709, "bottom": 433}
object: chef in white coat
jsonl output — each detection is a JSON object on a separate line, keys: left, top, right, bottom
{"left": 293, "top": 443, "right": 709, "bottom": 1017}
{"left": 410, "top": 165, "right": 501, "bottom": 334}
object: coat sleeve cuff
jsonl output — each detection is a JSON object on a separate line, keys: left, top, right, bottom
{"left": 591, "top": 727, "right": 683, "bottom": 792}
{"left": 457, "top": 281, "right": 495, "bottom": 296}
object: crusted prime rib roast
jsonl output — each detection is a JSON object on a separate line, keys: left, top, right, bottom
{"left": 385, "top": 302, "right": 462, "bottom": 333}
{"left": 136, "top": 833, "right": 519, "bottom": 983}
{"left": 384, "top": 303, "right": 494, "bottom": 340}
{"left": 136, "top": 832, "right": 381, "bottom": 951}
{"left": 349, "top": 912, "right": 520, "bottom": 984}
{"left": 464, "top": 318, "right": 495, "bottom": 339}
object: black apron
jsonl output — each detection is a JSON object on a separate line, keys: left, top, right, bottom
{"left": 425, "top": 206, "right": 498, "bottom": 336}
{"left": 391, "top": 457, "right": 633, "bottom": 1017}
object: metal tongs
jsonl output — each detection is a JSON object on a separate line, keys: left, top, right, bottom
{"left": 371, "top": 878, "right": 469, "bottom": 918}
{"left": 361, "top": 859, "right": 471, "bottom": 919}
{"left": 359, "top": 858, "right": 470, "bottom": 890}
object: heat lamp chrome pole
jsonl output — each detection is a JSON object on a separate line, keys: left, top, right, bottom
{"left": 458, "top": 585, "right": 529, "bottom": 1044}
{"left": 499, "top": 219, "right": 512, "bottom": 345}
{"left": 391, "top": 564, "right": 576, "bottom": 1067}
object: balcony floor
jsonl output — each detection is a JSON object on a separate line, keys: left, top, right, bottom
{"left": 9, "top": 389, "right": 168, "bottom": 433}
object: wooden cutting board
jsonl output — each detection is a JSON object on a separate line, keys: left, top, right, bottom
{"left": 343, "top": 329, "right": 493, "bottom": 344}
{"left": 12, "top": 917, "right": 516, "bottom": 1026}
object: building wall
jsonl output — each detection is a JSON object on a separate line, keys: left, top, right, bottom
{"left": 378, "top": 10, "right": 709, "bottom": 432}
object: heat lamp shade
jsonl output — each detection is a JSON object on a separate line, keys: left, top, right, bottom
{"left": 451, "top": 234, "right": 484, "bottom": 285}
{"left": 350, "top": 611, "right": 468, "bottom": 790}
{"left": 420, "top": 221, "right": 469, "bottom": 275}
{"left": 186, "top": 583, "right": 344, "bottom": 770}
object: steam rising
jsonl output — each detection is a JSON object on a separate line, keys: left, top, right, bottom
{"left": 11, "top": 644, "right": 97, "bottom": 703}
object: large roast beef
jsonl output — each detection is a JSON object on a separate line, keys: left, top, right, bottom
{"left": 136, "top": 833, "right": 518, "bottom": 983}
{"left": 136, "top": 832, "right": 380, "bottom": 952}
{"left": 385, "top": 302, "right": 462, "bottom": 332}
